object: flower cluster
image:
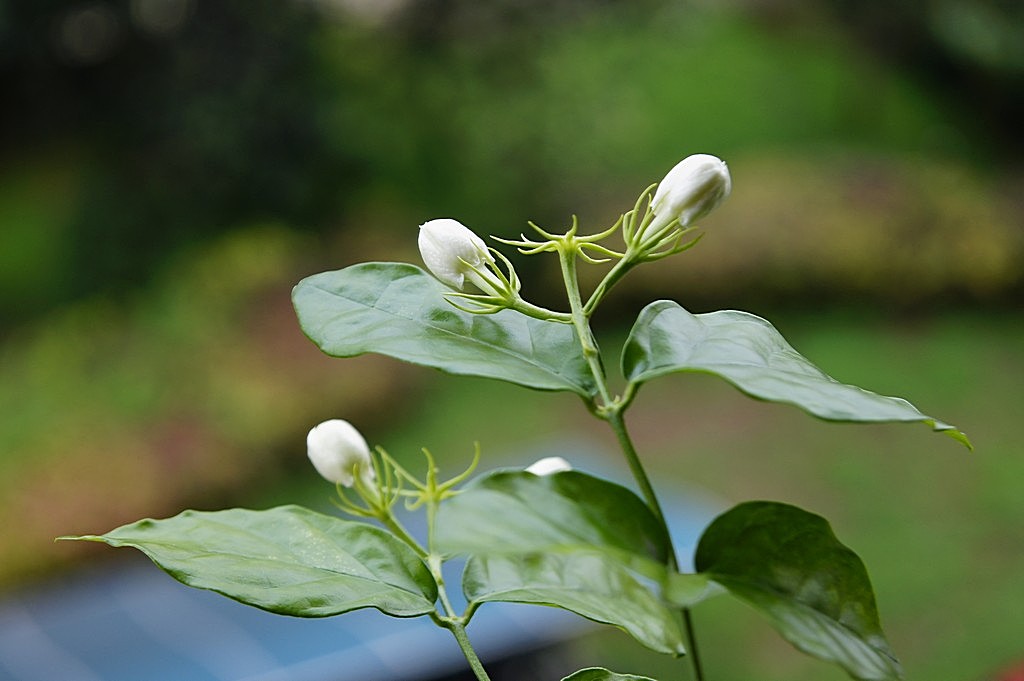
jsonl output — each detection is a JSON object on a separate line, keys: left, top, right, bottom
{"left": 415, "top": 154, "right": 732, "bottom": 300}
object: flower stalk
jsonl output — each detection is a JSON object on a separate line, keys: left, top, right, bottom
{"left": 546, "top": 217, "right": 708, "bottom": 681}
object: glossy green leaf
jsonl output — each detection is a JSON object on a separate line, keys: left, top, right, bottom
{"left": 64, "top": 505, "right": 437, "bottom": 618}
{"left": 293, "top": 263, "right": 596, "bottom": 396}
{"left": 695, "top": 501, "right": 903, "bottom": 681}
{"left": 562, "top": 669, "right": 657, "bottom": 681}
{"left": 464, "top": 552, "right": 686, "bottom": 656}
{"left": 622, "top": 301, "right": 970, "bottom": 447}
{"left": 434, "top": 469, "right": 669, "bottom": 571}
{"left": 437, "top": 470, "right": 682, "bottom": 654}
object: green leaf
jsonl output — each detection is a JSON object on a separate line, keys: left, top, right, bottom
{"left": 63, "top": 505, "right": 437, "bottom": 618}
{"left": 464, "top": 552, "right": 686, "bottom": 656}
{"left": 562, "top": 669, "right": 657, "bottom": 681}
{"left": 434, "top": 470, "right": 670, "bottom": 571}
{"left": 436, "top": 470, "right": 683, "bottom": 655}
{"left": 622, "top": 301, "right": 970, "bottom": 447}
{"left": 293, "top": 263, "right": 596, "bottom": 397}
{"left": 695, "top": 501, "right": 903, "bottom": 681}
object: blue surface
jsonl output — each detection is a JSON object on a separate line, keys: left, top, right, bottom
{"left": 0, "top": 555, "right": 587, "bottom": 681}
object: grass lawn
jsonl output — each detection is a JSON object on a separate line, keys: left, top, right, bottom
{"left": 315, "top": 308, "right": 1023, "bottom": 681}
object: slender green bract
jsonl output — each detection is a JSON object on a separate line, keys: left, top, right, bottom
{"left": 622, "top": 300, "right": 970, "bottom": 447}
{"left": 292, "top": 262, "right": 597, "bottom": 397}
{"left": 695, "top": 501, "right": 903, "bottom": 681}
{"left": 63, "top": 506, "right": 438, "bottom": 618}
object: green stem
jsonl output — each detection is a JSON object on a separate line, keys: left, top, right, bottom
{"left": 384, "top": 511, "right": 489, "bottom": 679}
{"left": 605, "top": 410, "right": 671, "bottom": 558}
{"left": 583, "top": 255, "right": 637, "bottom": 317}
{"left": 446, "top": 620, "right": 492, "bottom": 681}
{"left": 557, "top": 241, "right": 667, "bottom": 533}
{"left": 511, "top": 296, "right": 573, "bottom": 323}
{"left": 428, "top": 554, "right": 462, "bottom": 624}
{"left": 683, "top": 608, "right": 705, "bottom": 681}
{"left": 558, "top": 242, "right": 705, "bottom": 681}
{"left": 424, "top": 486, "right": 460, "bottom": 620}
{"left": 380, "top": 514, "right": 428, "bottom": 559}
{"left": 608, "top": 409, "right": 705, "bottom": 681}
{"left": 558, "top": 244, "right": 614, "bottom": 409}
{"left": 423, "top": 485, "right": 492, "bottom": 681}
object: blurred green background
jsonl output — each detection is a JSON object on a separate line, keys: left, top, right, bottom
{"left": 1, "top": 0, "right": 1022, "bottom": 679}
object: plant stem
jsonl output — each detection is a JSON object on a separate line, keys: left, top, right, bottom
{"left": 428, "top": 554, "right": 461, "bottom": 625}
{"left": 605, "top": 410, "right": 669, "bottom": 543}
{"left": 429, "top": 557, "right": 490, "bottom": 680}
{"left": 422, "top": 485, "right": 493, "bottom": 681}
{"left": 609, "top": 408, "right": 706, "bottom": 681}
{"left": 380, "top": 514, "right": 429, "bottom": 558}
{"left": 583, "top": 255, "right": 636, "bottom": 316}
{"left": 683, "top": 608, "right": 705, "bottom": 681}
{"left": 425, "top": 491, "right": 461, "bottom": 622}
{"left": 558, "top": 241, "right": 706, "bottom": 681}
{"left": 447, "top": 620, "right": 492, "bottom": 681}
{"left": 558, "top": 244, "right": 615, "bottom": 408}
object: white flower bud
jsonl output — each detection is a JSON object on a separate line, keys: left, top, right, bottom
{"left": 306, "top": 419, "right": 375, "bottom": 487}
{"left": 643, "top": 154, "right": 731, "bottom": 240}
{"left": 418, "top": 218, "right": 498, "bottom": 291}
{"left": 526, "top": 456, "right": 572, "bottom": 476}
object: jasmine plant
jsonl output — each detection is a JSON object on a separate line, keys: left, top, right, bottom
{"left": 64, "top": 154, "right": 969, "bottom": 681}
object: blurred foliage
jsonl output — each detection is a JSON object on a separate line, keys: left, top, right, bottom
{"left": 829, "top": 0, "right": 1024, "bottom": 154}
{"left": 0, "top": 0, "right": 359, "bottom": 316}
{"left": 0, "top": 225, "right": 417, "bottom": 586}
{"left": 1, "top": 0, "right": 1022, "bottom": 326}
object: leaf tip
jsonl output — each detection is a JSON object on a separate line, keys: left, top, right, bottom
{"left": 946, "top": 428, "right": 973, "bottom": 451}
{"left": 55, "top": 534, "right": 101, "bottom": 543}
{"left": 927, "top": 420, "right": 973, "bottom": 451}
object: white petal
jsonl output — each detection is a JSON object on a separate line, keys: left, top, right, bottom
{"left": 306, "top": 419, "right": 373, "bottom": 487}
{"left": 418, "top": 218, "right": 493, "bottom": 290}
{"left": 650, "top": 154, "right": 731, "bottom": 228}
{"left": 526, "top": 456, "right": 573, "bottom": 476}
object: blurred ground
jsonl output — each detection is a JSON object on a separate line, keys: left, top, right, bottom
{"left": 1, "top": 1, "right": 1022, "bottom": 679}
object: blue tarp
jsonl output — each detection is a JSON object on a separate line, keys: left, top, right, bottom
{"left": 0, "top": 553, "right": 586, "bottom": 681}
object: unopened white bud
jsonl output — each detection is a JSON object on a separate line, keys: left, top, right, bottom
{"left": 306, "top": 419, "right": 374, "bottom": 487}
{"left": 418, "top": 218, "right": 498, "bottom": 291}
{"left": 642, "top": 154, "right": 731, "bottom": 241}
{"left": 525, "top": 456, "right": 573, "bottom": 476}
